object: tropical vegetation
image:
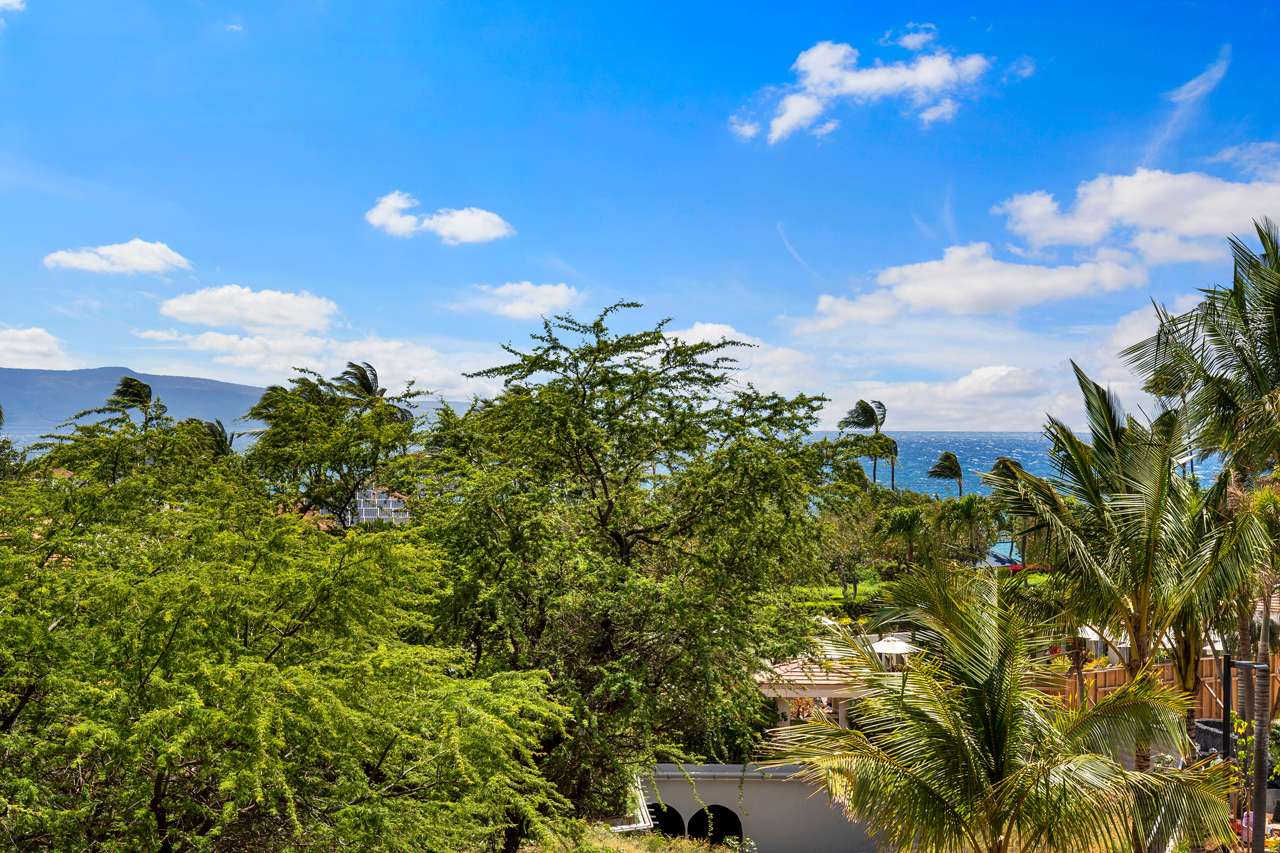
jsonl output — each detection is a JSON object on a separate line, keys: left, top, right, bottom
{"left": 6, "top": 219, "right": 1280, "bottom": 850}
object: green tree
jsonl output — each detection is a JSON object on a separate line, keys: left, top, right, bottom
{"left": 927, "top": 449, "right": 963, "bottom": 496}
{"left": 0, "top": 436, "right": 568, "bottom": 851}
{"left": 875, "top": 505, "right": 929, "bottom": 567}
{"left": 935, "top": 493, "right": 995, "bottom": 558}
{"left": 415, "top": 304, "right": 827, "bottom": 815}
{"left": 839, "top": 400, "right": 895, "bottom": 487}
{"left": 765, "top": 561, "right": 1234, "bottom": 853}
{"left": 34, "top": 376, "right": 213, "bottom": 488}
{"left": 246, "top": 366, "right": 420, "bottom": 524}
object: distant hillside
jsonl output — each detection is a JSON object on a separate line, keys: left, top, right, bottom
{"left": 0, "top": 367, "right": 266, "bottom": 432}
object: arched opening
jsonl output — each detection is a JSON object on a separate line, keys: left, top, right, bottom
{"left": 647, "top": 803, "right": 685, "bottom": 837}
{"left": 687, "top": 804, "right": 742, "bottom": 846}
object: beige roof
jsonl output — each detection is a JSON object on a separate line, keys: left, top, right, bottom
{"left": 756, "top": 657, "right": 864, "bottom": 699}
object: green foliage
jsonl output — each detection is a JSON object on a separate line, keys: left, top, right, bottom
{"left": 246, "top": 365, "right": 421, "bottom": 524}
{"left": 1124, "top": 217, "right": 1280, "bottom": 477}
{"left": 764, "top": 561, "right": 1234, "bottom": 853}
{"left": 0, "top": 383, "right": 569, "bottom": 851}
{"left": 926, "top": 450, "right": 962, "bottom": 495}
{"left": 412, "top": 305, "right": 827, "bottom": 814}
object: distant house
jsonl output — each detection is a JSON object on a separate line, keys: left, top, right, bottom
{"left": 347, "top": 487, "right": 410, "bottom": 525}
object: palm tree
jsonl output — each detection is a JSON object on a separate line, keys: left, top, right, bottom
{"left": 876, "top": 505, "right": 929, "bottom": 567}
{"left": 984, "top": 364, "right": 1242, "bottom": 772}
{"left": 927, "top": 450, "right": 963, "bottom": 496}
{"left": 764, "top": 561, "right": 1233, "bottom": 853}
{"left": 936, "top": 493, "right": 988, "bottom": 558}
{"left": 202, "top": 419, "right": 237, "bottom": 457}
{"left": 1123, "top": 218, "right": 1280, "bottom": 478}
{"left": 839, "top": 400, "right": 889, "bottom": 485}
{"left": 334, "top": 361, "right": 412, "bottom": 422}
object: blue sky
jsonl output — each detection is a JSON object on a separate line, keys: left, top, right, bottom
{"left": 3, "top": 1, "right": 1279, "bottom": 429}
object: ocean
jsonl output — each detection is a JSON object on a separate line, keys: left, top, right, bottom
{"left": 814, "top": 430, "right": 1223, "bottom": 496}
{"left": 1, "top": 426, "right": 1222, "bottom": 496}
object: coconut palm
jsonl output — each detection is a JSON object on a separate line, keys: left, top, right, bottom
{"left": 202, "top": 419, "right": 237, "bottom": 457}
{"left": 765, "top": 561, "right": 1233, "bottom": 853}
{"left": 984, "top": 364, "right": 1243, "bottom": 772}
{"left": 927, "top": 450, "right": 963, "bottom": 496}
{"left": 936, "top": 493, "right": 990, "bottom": 558}
{"left": 335, "top": 361, "right": 412, "bottom": 422}
{"left": 839, "top": 400, "right": 890, "bottom": 485}
{"left": 876, "top": 505, "right": 929, "bottom": 567}
{"left": 1123, "top": 218, "right": 1280, "bottom": 478}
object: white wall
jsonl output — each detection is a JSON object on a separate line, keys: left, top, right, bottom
{"left": 643, "top": 764, "right": 882, "bottom": 853}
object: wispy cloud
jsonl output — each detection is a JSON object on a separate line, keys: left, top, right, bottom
{"left": 776, "top": 222, "right": 822, "bottom": 280}
{"left": 453, "top": 282, "right": 582, "bottom": 319}
{"left": 1145, "top": 45, "right": 1231, "bottom": 165}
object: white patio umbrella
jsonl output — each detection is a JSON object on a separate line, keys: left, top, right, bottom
{"left": 872, "top": 638, "right": 920, "bottom": 655}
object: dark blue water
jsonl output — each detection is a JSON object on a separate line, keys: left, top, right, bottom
{"left": 816, "top": 431, "right": 1223, "bottom": 496}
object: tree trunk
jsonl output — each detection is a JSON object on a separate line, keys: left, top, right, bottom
{"left": 890, "top": 457, "right": 895, "bottom": 491}
{"left": 1241, "top": 605, "right": 1256, "bottom": 732}
{"left": 1254, "top": 594, "right": 1272, "bottom": 853}
{"left": 872, "top": 456, "right": 877, "bottom": 484}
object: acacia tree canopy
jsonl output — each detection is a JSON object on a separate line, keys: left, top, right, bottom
{"left": 415, "top": 304, "right": 830, "bottom": 814}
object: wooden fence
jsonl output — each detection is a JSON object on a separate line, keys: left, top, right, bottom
{"left": 1045, "top": 653, "right": 1280, "bottom": 717}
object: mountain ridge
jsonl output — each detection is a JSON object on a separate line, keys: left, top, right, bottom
{"left": 0, "top": 366, "right": 266, "bottom": 431}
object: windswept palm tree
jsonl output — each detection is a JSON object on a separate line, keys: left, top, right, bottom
{"left": 1123, "top": 217, "right": 1280, "bottom": 477}
{"left": 334, "top": 361, "right": 412, "bottom": 422}
{"left": 839, "top": 400, "right": 890, "bottom": 485}
{"left": 202, "top": 419, "right": 237, "bottom": 457}
{"left": 984, "top": 363, "right": 1244, "bottom": 774}
{"left": 765, "top": 561, "right": 1233, "bottom": 853}
{"left": 927, "top": 450, "right": 963, "bottom": 496}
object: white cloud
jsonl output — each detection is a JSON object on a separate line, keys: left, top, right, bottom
{"left": 796, "top": 291, "right": 903, "bottom": 331}
{"left": 670, "top": 322, "right": 824, "bottom": 397}
{"left": 0, "top": 327, "right": 76, "bottom": 369}
{"left": 134, "top": 327, "right": 499, "bottom": 398}
{"left": 44, "top": 239, "right": 191, "bottom": 275}
{"left": 0, "top": 1, "right": 24, "bottom": 11}
{"left": 895, "top": 24, "right": 937, "bottom": 51}
{"left": 454, "top": 282, "right": 582, "bottom": 320}
{"left": 365, "top": 191, "right": 515, "bottom": 244}
{"left": 877, "top": 242, "right": 1145, "bottom": 315}
{"left": 764, "top": 37, "right": 991, "bottom": 142}
{"left": 1146, "top": 46, "right": 1230, "bottom": 164}
{"left": 994, "top": 166, "right": 1280, "bottom": 263}
{"left": 159, "top": 284, "right": 338, "bottom": 334}
{"left": 1003, "top": 56, "right": 1036, "bottom": 81}
{"left": 951, "top": 364, "right": 1049, "bottom": 397}
{"left": 226, "top": 23, "right": 243, "bottom": 31}
{"left": 919, "top": 98, "right": 958, "bottom": 125}
{"left": 144, "top": 330, "right": 328, "bottom": 375}
{"left": 729, "top": 115, "right": 760, "bottom": 140}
